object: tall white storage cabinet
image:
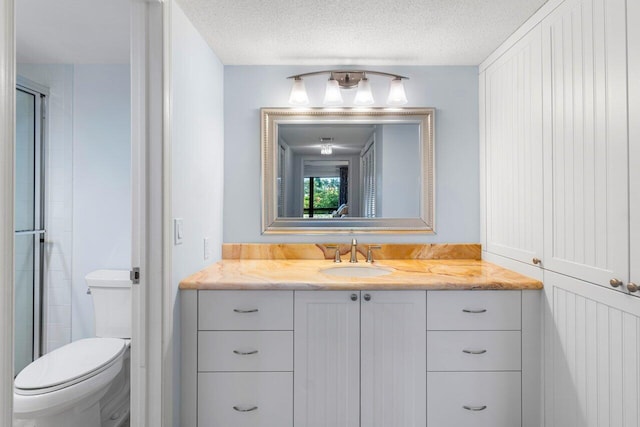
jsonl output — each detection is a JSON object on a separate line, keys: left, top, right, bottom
{"left": 480, "top": 0, "right": 640, "bottom": 426}
{"left": 482, "top": 26, "right": 544, "bottom": 266}
{"left": 294, "top": 291, "right": 427, "bottom": 427}
{"left": 629, "top": 0, "right": 640, "bottom": 296}
{"left": 541, "top": 0, "right": 629, "bottom": 290}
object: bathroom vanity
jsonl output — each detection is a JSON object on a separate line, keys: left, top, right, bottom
{"left": 179, "top": 244, "right": 542, "bottom": 427}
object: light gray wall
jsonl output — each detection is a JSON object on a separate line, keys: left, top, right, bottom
{"left": 380, "top": 124, "right": 421, "bottom": 217}
{"left": 72, "top": 64, "right": 131, "bottom": 341}
{"left": 224, "top": 65, "right": 480, "bottom": 243}
{"left": 171, "top": 2, "right": 225, "bottom": 426}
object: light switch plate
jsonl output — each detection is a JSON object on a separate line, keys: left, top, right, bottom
{"left": 174, "top": 218, "right": 183, "bottom": 245}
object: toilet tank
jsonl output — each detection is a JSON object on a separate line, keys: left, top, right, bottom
{"left": 85, "top": 270, "right": 132, "bottom": 338}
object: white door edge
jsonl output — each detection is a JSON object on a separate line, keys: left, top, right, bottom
{"left": 0, "top": 0, "right": 15, "bottom": 425}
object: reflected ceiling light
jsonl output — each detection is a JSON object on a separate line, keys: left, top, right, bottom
{"left": 288, "top": 77, "right": 309, "bottom": 105}
{"left": 320, "top": 137, "right": 333, "bottom": 155}
{"left": 286, "top": 70, "right": 409, "bottom": 106}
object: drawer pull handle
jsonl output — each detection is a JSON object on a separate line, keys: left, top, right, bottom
{"left": 233, "top": 349, "right": 259, "bottom": 355}
{"left": 463, "top": 405, "right": 487, "bottom": 411}
{"left": 233, "top": 405, "right": 258, "bottom": 412}
{"left": 462, "top": 349, "right": 487, "bottom": 355}
{"left": 462, "top": 308, "right": 487, "bottom": 314}
{"left": 233, "top": 308, "right": 259, "bottom": 313}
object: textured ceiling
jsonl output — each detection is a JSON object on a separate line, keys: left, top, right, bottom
{"left": 16, "top": 0, "right": 130, "bottom": 64}
{"left": 177, "top": 0, "right": 548, "bottom": 65}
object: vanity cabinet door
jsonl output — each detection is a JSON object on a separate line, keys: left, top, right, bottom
{"left": 360, "top": 291, "right": 426, "bottom": 427}
{"left": 482, "top": 25, "right": 544, "bottom": 266}
{"left": 294, "top": 291, "right": 360, "bottom": 427}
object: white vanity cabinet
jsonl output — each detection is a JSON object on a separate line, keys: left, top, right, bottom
{"left": 427, "top": 291, "right": 523, "bottom": 427}
{"left": 193, "top": 291, "right": 294, "bottom": 427}
{"left": 182, "top": 289, "right": 534, "bottom": 427}
{"left": 294, "top": 290, "right": 426, "bottom": 427}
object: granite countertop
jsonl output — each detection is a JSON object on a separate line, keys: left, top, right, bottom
{"left": 179, "top": 258, "right": 543, "bottom": 291}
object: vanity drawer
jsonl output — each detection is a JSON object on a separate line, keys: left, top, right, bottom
{"left": 198, "top": 372, "right": 293, "bottom": 427}
{"left": 427, "top": 331, "right": 521, "bottom": 371}
{"left": 198, "top": 291, "right": 293, "bottom": 331}
{"left": 198, "top": 331, "right": 293, "bottom": 372}
{"left": 427, "top": 291, "right": 521, "bottom": 330}
{"left": 427, "top": 372, "right": 521, "bottom": 427}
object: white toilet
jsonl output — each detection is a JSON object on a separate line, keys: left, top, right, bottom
{"left": 14, "top": 270, "right": 132, "bottom": 427}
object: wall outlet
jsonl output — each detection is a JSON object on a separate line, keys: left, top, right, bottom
{"left": 204, "top": 236, "right": 212, "bottom": 260}
{"left": 174, "top": 218, "right": 184, "bottom": 245}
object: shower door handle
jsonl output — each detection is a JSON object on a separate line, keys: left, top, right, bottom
{"left": 14, "top": 229, "right": 46, "bottom": 236}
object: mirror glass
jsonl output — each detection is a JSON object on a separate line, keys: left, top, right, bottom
{"left": 262, "top": 108, "right": 434, "bottom": 234}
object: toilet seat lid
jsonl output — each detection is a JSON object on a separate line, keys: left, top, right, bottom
{"left": 14, "top": 338, "right": 126, "bottom": 391}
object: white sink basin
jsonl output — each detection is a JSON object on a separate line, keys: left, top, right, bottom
{"left": 320, "top": 265, "right": 393, "bottom": 278}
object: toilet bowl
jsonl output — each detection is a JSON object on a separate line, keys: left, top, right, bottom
{"left": 13, "top": 270, "right": 132, "bottom": 427}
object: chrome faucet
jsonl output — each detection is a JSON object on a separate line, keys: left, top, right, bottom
{"left": 350, "top": 239, "right": 358, "bottom": 263}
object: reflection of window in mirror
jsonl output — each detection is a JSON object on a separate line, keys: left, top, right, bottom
{"left": 302, "top": 160, "right": 349, "bottom": 218}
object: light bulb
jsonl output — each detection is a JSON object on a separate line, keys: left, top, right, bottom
{"left": 288, "top": 77, "right": 309, "bottom": 105}
{"left": 320, "top": 144, "right": 333, "bottom": 155}
{"left": 387, "top": 78, "right": 408, "bottom": 105}
{"left": 323, "top": 77, "right": 343, "bottom": 105}
{"left": 354, "top": 77, "right": 375, "bottom": 105}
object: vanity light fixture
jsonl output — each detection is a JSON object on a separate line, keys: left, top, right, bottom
{"left": 287, "top": 70, "right": 409, "bottom": 106}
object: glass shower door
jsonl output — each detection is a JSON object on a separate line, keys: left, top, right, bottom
{"left": 14, "top": 87, "right": 45, "bottom": 376}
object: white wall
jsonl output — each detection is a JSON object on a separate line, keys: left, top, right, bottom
{"left": 224, "top": 66, "right": 479, "bottom": 243}
{"left": 17, "top": 64, "right": 74, "bottom": 352}
{"left": 171, "top": 2, "right": 225, "bottom": 425}
{"left": 72, "top": 64, "right": 131, "bottom": 340}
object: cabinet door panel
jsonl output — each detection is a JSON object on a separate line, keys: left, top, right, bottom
{"left": 360, "top": 291, "right": 426, "bottom": 427}
{"left": 294, "top": 291, "right": 360, "bottom": 427}
{"left": 484, "top": 26, "right": 543, "bottom": 264}
{"left": 542, "top": 0, "right": 629, "bottom": 289}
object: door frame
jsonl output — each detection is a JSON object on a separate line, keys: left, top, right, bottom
{"left": 0, "top": 0, "right": 170, "bottom": 425}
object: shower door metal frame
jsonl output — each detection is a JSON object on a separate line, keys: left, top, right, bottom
{"left": 15, "top": 77, "right": 47, "bottom": 362}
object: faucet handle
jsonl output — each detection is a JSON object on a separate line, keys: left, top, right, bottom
{"left": 366, "top": 245, "right": 382, "bottom": 263}
{"left": 325, "top": 245, "right": 342, "bottom": 263}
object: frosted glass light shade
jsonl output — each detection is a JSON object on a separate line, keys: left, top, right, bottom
{"left": 387, "top": 78, "right": 408, "bottom": 105}
{"left": 323, "top": 78, "right": 343, "bottom": 105}
{"left": 288, "top": 78, "right": 309, "bottom": 105}
{"left": 320, "top": 144, "right": 333, "bottom": 155}
{"left": 354, "top": 78, "right": 375, "bottom": 105}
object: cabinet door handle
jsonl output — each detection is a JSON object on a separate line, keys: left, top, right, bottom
{"left": 462, "top": 308, "right": 487, "bottom": 314}
{"left": 350, "top": 293, "right": 358, "bottom": 301}
{"left": 463, "top": 405, "right": 487, "bottom": 411}
{"left": 233, "top": 405, "right": 258, "bottom": 412}
{"left": 233, "top": 308, "right": 259, "bottom": 313}
{"left": 462, "top": 349, "right": 487, "bottom": 355}
{"left": 610, "top": 278, "right": 623, "bottom": 288}
{"left": 532, "top": 257, "right": 542, "bottom": 265}
{"left": 233, "top": 349, "right": 258, "bottom": 355}
{"left": 363, "top": 293, "right": 372, "bottom": 302}
{"left": 627, "top": 283, "right": 638, "bottom": 293}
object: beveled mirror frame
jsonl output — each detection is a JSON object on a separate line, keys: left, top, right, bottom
{"left": 261, "top": 108, "right": 435, "bottom": 234}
